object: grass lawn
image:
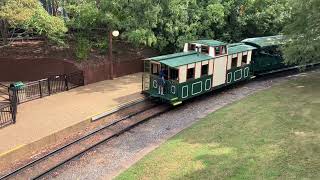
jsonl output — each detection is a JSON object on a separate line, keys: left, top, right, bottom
{"left": 116, "top": 72, "right": 320, "bottom": 180}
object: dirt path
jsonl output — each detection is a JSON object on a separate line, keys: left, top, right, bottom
{"left": 41, "top": 69, "right": 319, "bottom": 180}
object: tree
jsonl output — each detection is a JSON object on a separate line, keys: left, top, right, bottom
{"left": 0, "top": 0, "right": 67, "bottom": 45}
{"left": 282, "top": 0, "right": 320, "bottom": 65}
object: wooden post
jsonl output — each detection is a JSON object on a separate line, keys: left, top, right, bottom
{"left": 108, "top": 31, "right": 114, "bottom": 80}
{"left": 47, "top": 78, "right": 51, "bottom": 95}
{"left": 65, "top": 75, "right": 69, "bottom": 91}
{"left": 0, "top": 20, "right": 8, "bottom": 45}
{"left": 39, "top": 81, "right": 43, "bottom": 98}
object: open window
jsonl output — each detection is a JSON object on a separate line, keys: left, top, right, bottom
{"left": 215, "top": 47, "right": 220, "bottom": 56}
{"left": 188, "top": 44, "right": 196, "bottom": 51}
{"left": 215, "top": 46, "right": 227, "bottom": 56}
{"left": 201, "top": 64, "right": 209, "bottom": 76}
{"left": 221, "top": 46, "right": 227, "bottom": 54}
{"left": 151, "top": 63, "right": 160, "bottom": 75}
{"left": 231, "top": 57, "right": 238, "bottom": 69}
{"left": 201, "top": 46, "right": 209, "bottom": 54}
{"left": 242, "top": 55, "right": 248, "bottom": 65}
{"left": 169, "top": 68, "right": 179, "bottom": 81}
{"left": 187, "top": 68, "right": 195, "bottom": 80}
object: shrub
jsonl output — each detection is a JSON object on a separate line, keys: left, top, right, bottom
{"left": 75, "top": 36, "right": 91, "bottom": 61}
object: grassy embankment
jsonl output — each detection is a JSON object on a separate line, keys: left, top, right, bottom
{"left": 117, "top": 71, "right": 320, "bottom": 180}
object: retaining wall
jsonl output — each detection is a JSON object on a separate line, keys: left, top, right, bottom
{"left": 0, "top": 58, "right": 143, "bottom": 85}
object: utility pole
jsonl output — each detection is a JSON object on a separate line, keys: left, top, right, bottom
{"left": 108, "top": 31, "right": 114, "bottom": 80}
{"left": 108, "top": 30, "right": 119, "bottom": 80}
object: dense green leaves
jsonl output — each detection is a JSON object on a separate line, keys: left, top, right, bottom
{"left": 3, "top": 0, "right": 317, "bottom": 64}
{"left": 0, "top": 0, "right": 67, "bottom": 45}
{"left": 64, "top": 0, "right": 291, "bottom": 54}
{"left": 282, "top": 0, "right": 320, "bottom": 65}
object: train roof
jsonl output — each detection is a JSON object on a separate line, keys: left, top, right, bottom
{"left": 148, "top": 51, "right": 212, "bottom": 68}
{"left": 241, "top": 35, "right": 284, "bottom": 48}
{"left": 228, "top": 43, "right": 256, "bottom": 55}
{"left": 191, "top": 40, "right": 227, "bottom": 47}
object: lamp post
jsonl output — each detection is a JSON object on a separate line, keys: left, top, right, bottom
{"left": 108, "top": 30, "right": 119, "bottom": 80}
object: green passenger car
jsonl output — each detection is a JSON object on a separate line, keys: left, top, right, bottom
{"left": 142, "top": 39, "right": 256, "bottom": 105}
{"left": 241, "top": 35, "right": 287, "bottom": 74}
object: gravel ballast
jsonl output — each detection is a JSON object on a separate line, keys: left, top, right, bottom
{"left": 42, "top": 70, "right": 318, "bottom": 180}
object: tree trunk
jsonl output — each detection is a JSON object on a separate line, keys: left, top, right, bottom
{"left": 52, "top": 0, "right": 57, "bottom": 16}
{"left": 0, "top": 19, "right": 8, "bottom": 45}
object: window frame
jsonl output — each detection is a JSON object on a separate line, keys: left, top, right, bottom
{"left": 151, "top": 63, "right": 160, "bottom": 75}
{"left": 231, "top": 57, "right": 238, "bottom": 69}
{"left": 201, "top": 64, "right": 209, "bottom": 77}
{"left": 169, "top": 67, "right": 179, "bottom": 81}
{"left": 242, "top": 54, "right": 248, "bottom": 65}
{"left": 186, "top": 67, "right": 195, "bottom": 80}
{"left": 188, "top": 44, "right": 196, "bottom": 51}
{"left": 215, "top": 46, "right": 221, "bottom": 56}
{"left": 201, "top": 45, "right": 209, "bottom": 54}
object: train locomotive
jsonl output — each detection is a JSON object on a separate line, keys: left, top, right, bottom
{"left": 142, "top": 35, "right": 316, "bottom": 105}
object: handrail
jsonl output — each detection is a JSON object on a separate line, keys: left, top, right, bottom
{"left": 149, "top": 74, "right": 179, "bottom": 86}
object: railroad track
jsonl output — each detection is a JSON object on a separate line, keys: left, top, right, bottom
{"left": 0, "top": 101, "right": 169, "bottom": 180}
{"left": 2, "top": 67, "right": 319, "bottom": 180}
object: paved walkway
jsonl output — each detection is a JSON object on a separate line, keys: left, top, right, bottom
{"left": 0, "top": 73, "right": 143, "bottom": 154}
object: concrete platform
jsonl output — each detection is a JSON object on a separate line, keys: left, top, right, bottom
{"left": 0, "top": 73, "right": 144, "bottom": 156}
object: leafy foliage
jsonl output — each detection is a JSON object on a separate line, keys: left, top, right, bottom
{"left": 75, "top": 35, "right": 91, "bottom": 60}
{"left": 282, "top": 0, "right": 320, "bottom": 65}
{"left": 4, "top": 0, "right": 315, "bottom": 63}
{"left": 0, "top": 0, "right": 67, "bottom": 45}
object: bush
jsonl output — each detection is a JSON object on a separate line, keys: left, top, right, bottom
{"left": 93, "top": 37, "right": 109, "bottom": 55}
{"left": 75, "top": 36, "right": 91, "bottom": 61}
{"left": 0, "top": 0, "right": 67, "bottom": 45}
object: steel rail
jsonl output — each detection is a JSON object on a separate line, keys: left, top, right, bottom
{"left": 33, "top": 105, "right": 168, "bottom": 180}
{"left": 0, "top": 101, "right": 162, "bottom": 180}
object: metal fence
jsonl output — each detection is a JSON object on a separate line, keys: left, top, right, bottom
{"left": 0, "top": 83, "right": 9, "bottom": 101}
{"left": 0, "top": 83, "right": 17, "bottom": 128}
{"left": 0, "top": 71, "right": 83, "bottom": 127}
{"left": 15, "top": 71, "right": 84, "bottom": 104}
{"left": 0, "top": 103, "right": 17, "bottom": 128}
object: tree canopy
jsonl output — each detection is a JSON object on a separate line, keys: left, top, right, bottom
{"left": 1, "top": 0, "right": 319, "bottom": 64}
{"left": 282, "top": 0, "right": 320, "bottom": 65}
{"left": 0, "top": 0, "right": 67, "bottom": 45}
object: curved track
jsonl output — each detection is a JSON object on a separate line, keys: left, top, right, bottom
{"left": 1, "top": 66, "right": 319, "bottom": 180}
{"left": 0, "top": 101, "right": 169, "bottom": 180}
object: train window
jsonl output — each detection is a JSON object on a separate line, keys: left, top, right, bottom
{"left": 215, "top": 47, "right": 220, "bottom": 56}
{"left": 201, "top": 46, "right": 209, "bottom": 54}
{"left": 170, "top": 68, "right": 179, "bottom": 81}
{"left": 242, "top": 55, "right": 248, "bottom": 65}
{"left": 151, "top": 64, "right": 159, "bottom": 75}
{"left": 188, "top": 44, "right": 196, "bottom": 51}
{"left": 201, "top": 64, "right": 209, "bottom": 76}
{"left": 187, "top": 68, "right": 195, "bottom": 80}
{"left": 231, "top": 57, "right": 238, "bottom": 68}
{"left": 221, "top": 46, "right": 227, "bottom": 54}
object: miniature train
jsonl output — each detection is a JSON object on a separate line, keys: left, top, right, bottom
{"left": 142, "top": 35, "right": 316, "bottom": 105}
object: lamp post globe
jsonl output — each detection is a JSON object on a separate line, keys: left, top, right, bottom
{"left": 112, "top": 30, "right": 119, "bottom": 37}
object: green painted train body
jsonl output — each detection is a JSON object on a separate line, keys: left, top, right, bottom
{"left": 142, "top": 35, "right": 298, "bottom": 105}
{"left": 242, "top": 36, "right": 288, "bottom": 74}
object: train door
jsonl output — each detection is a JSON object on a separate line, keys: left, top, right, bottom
{"left": 213, "top": 56, "right": 228, "bottom": 87}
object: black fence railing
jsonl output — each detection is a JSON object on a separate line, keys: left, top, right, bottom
{"left": 0, "top": 83, "right": 9, "bottom": 101}
{"left": 15, "top": 71, "right": 84, "bottom": 104}
{"left": 0, "top": 71, "right": 83, "bottom": 127}
{"left": 0, "top": 83, "right": 17, "bottom": 128}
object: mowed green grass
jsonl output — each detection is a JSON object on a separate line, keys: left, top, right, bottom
{"left": 116, "top": 72, "right": 320, "bottom": 180}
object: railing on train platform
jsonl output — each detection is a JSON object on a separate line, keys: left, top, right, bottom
{"left": 15, "top": 71, "right": 84, "bottom": 104}
{"left": 0, "top": 71, "right": 83, "bottom": 128}
{"left": 0, "top": 83, "right": 17, "bottom": 128}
